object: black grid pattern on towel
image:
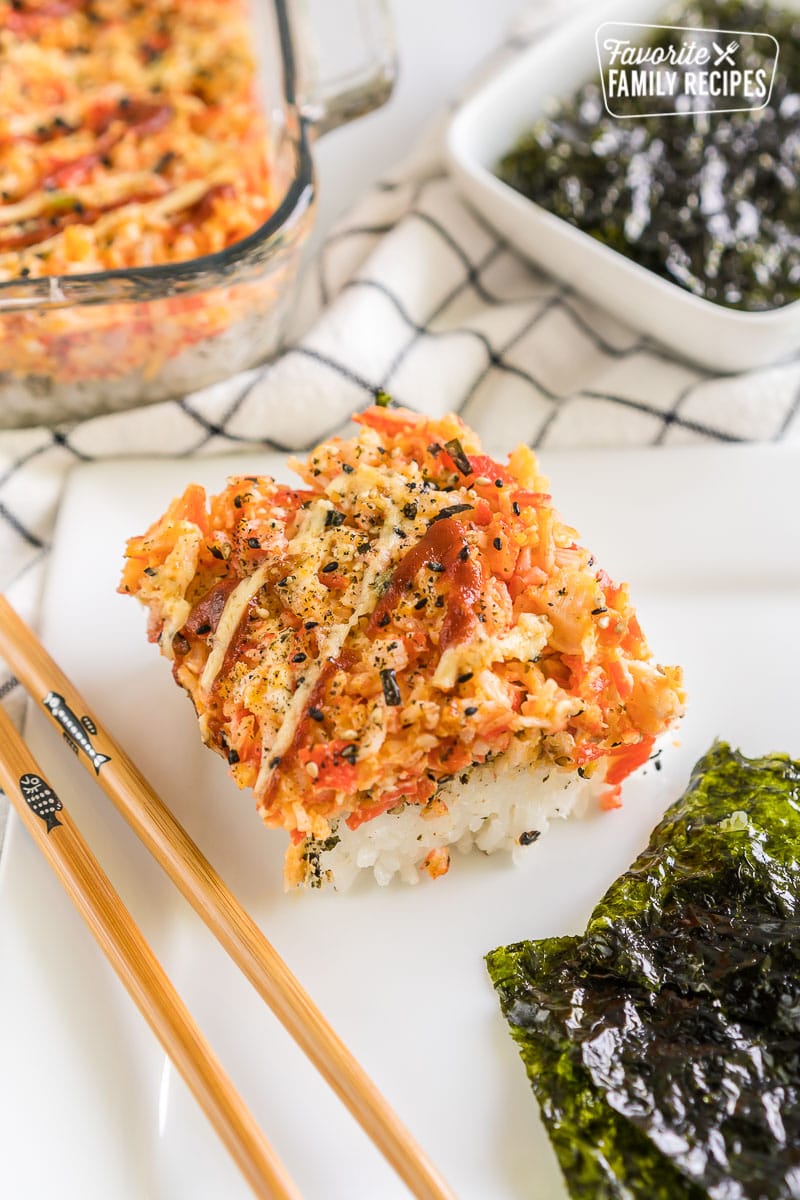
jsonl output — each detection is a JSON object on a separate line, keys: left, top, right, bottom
{"left": 2, "top": 14, "right": 800, "bottom": 721}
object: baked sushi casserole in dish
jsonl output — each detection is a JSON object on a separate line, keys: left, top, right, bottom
{"left": 0, "top": 0, "right": 392, "bottom": 426}
{"left": 121, "top": 404, "right": 685, "bottom": 890}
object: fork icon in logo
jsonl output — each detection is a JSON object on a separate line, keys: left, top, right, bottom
{"left": 713, "top": 40, "right": 739, "bottom": 66}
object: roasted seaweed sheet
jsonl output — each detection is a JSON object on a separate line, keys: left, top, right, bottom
{"left": 487, "top": 743, "right": 800, "bottom": 1200}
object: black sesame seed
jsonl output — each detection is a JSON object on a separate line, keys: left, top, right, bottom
{"left": 458, "top": 545, "right": 470, "bottom": 562}
{"left": 494, "top": 479, "right": 503, "bottom": 488}
{"left": 377, "top": 611, "right": 391, "bottom": 627}
{"left": 247, "top": 537, "right": 260, "bottom": 549}
{"left": 464, "top": 706, "right": 478, "bottom": 716}
{"left": 457, "top": 672, "right": 473, "bottom": 684}
{"left": 493, "top": 537, "right": 503, "bottom": 550}
{"left": 196, "top": 623, "right": 212, "bottom": 636}
{"left": 292, "top": 652, "right": 307, "bottom": 663}
{"left": 435, "top": 595, "right": 445, "bottom": 608}
{"left": 341, "top": 463, "right": 354, "bottom": 474}
{"left": 305, "top": 620, "right": 318, "bottom": 630}
{"left": 234, "top": 495, "right": 243, "bottom": 509}
{"left": 518, "top": 829, "right": 541, "bottom": 846}
{"left": 227, "top": 749, "right": 240, "bottom": 765}
{"left": 269, "top": 757, "right": 281, "bottom": 768}
{"left": 512, "top": 501, "right": 521, "bottom": 515}
{"left": 591, "top": 607, "right": 608, "bottom": 615}
{"left": 380, "top": 668, "right": 402, "bottom": 707}
{"left": 308, "top": 707, "right": 324, "bottom": 722}
{"left": 321, "top": 561, "right": 339, "bottom": 573}
{"left": 414, "top": 598, "right": 427, "bottom": 610}
{"left": 144, "top": 566, "right": 157, "bottom": 577}
{"left": 427, "top": 560, "right": 445, "bottom": 573}
{"left": 325, "top": 510, "right": 345, "bottom": 528}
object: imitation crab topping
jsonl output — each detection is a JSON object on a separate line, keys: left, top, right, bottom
{"left": 121, "top": 405, "right": 685, "bottom": 884}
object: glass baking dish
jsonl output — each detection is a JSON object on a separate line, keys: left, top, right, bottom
{"left": 0, "top": 0, "right": 395, "bottom": 430}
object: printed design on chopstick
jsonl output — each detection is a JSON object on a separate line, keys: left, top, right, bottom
{"left": 19, "top": 773, "right": 62, "bottom": 833}
{"left": 42, "top": 692, "right": 111, "bottom": 775}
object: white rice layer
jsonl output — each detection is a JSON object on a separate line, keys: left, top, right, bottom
{"left": 306, "top": 760, "right": 606, "bottom": 890}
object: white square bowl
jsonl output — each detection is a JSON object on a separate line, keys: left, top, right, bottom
{"left": 445, "top": 0, "right": 800, "bottom": 373}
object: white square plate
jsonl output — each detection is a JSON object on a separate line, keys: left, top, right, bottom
{"left": 446, "top": 0, "right": 800, "bottom": 372}
{"left": 1, "top": 443, "right": 799, "bottom": 1199}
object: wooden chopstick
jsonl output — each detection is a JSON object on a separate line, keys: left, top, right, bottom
{"left": 0, "top": 703, "right": 302, "bottom": 1200}
{"left": 0, "top": 595, "right": 456, "bottom": 1200}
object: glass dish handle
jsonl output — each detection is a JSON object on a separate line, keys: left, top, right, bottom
{"left": 290, "top": 0, "right": 396, "bottom": 135}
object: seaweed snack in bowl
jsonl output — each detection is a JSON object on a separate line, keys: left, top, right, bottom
{"left": 120, "top": 403, "right": 685, "bottom": 890}
{"left": 498, "top": 0, "right": 800, "bottom": 312}
{"left": 0, "top": 0, "right": 302, "bottom": 424}
{"left": 488, "top": 742, "right": 800, "bottom": 1200}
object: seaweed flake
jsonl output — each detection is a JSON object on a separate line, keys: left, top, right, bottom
{"left": 487, "top": 743, "right": 800, "bottom": 1200}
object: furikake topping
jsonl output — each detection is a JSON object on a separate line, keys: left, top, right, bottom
{"left": 444, "top": 437, "right": 473, "bottom": 475}
{"left": 430, "top": 503, "right": 473, "bottom": 524}
{"left": 487, "top": 742, "right": 800, "bottom": 1200}
{"left": 380, "top": 667, "right": 402, "bottom": 707}
{"left": 497, "top": 0, "right": 800, "bottom": 311}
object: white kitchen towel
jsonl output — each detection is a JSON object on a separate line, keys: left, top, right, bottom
{"left": 1, "top": 0, "right": 799, "bottom": 844}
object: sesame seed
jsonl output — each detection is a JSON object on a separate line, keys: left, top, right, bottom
{"left": 321, "top": 561, "right": 339, "bottom": 573}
